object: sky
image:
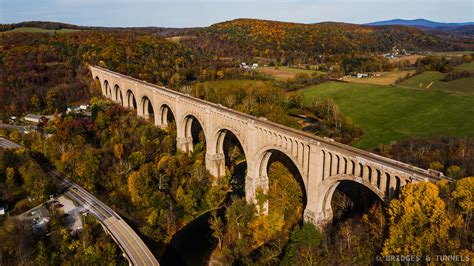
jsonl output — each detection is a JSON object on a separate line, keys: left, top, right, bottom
{"left": 0, "top": 0, "right": 473, "bottom": 28}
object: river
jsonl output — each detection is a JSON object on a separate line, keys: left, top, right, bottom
{"left": 160, "top": 162, "right": 247, "bottom": 266}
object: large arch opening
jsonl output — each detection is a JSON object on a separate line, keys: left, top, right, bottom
{"left": 140, "top": 96, "right": 155, "bottom": 121}
{"left": 183, "top": 115, "right": 206, "bottom": 153}
{"left": 159, "top": 104, "right": 176, "bottom": 130}
{"left": 259, "top": 149, "right": 307, "bottom": 225}
{"left": 114, "top": 85, "right": 123, "bottom": 106}
{"left": 104, "top": 80, "right": 111, "bottom": 97}
{"left": 94, "top": 77, "right": 103, "bottom": 95}
{"left": 215, "top": 129, "right": 247, "bottom": 197}
{"left": 328, "top": 179, "right": 384, "bottom": 225}
{"left": 126, "top": 90, "right": 137, "bottom": 109}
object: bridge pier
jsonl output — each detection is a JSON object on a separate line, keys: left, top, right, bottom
{"left": 244, "top": 173, "right": 269, "bottom": 214}
{"left": 177, "top": 136, "right": 193, "bottom": 153}
{"left": 205, "top": 153, "right": 225, "bottom": 178}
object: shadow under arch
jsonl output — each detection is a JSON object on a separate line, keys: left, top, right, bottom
{"left": 183, "top": 114, "right": 206, "bottom": 150}
{"left": 214, "top": 128, "right": 247, "bottom": 197}
{"left": 140, "top": 95, "right": 154, "bottom": 121}
{"left": 158, "top": 103, "right": 176, "bottom": 130}
{"left": 114, "top": 84, "right": 123, "bottom": 105}
{"left": 126, "top": 90, "right": 137, "bottom": 109}
{"left": 94, "top": 76, "right": 103, "bottom": 94}
{"left": 320, "top": 175, "right": 385, "bottom": 225}
{"left": 104, "top": 80, "right": 111, "bottom": 97}
{"left": 257, "top": 148, "right": 308, "bottom": 216}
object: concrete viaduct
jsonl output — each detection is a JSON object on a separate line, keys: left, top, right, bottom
{"left": 90, "top": 66, "right": 444, "bottom": 226}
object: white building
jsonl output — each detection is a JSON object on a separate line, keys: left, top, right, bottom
{"left": 24, "top": 114, "right": 44, "bottom": 124}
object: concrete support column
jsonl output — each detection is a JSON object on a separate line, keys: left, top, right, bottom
{"left": 338, "top": 157, "right": 346, "bottom": 175}
{"left": 389, "top": 176, "right": 398, "bottom": 199}
{"left": 304, "top": 143, "right": 324, "bottom": 226}
{"left": 323, "top": 152, "right": 331, "bottom": 180}
{"left": 177, "top": 136, "right": 193, "bottom": 153}
{"left": 363, "top": 165, "right": 370, "bottom": 182}
{"left": 371, "top": 169, "right": 379, "bottom": 188}
{"left": 380, "top": 173, "right": 389, "bottom": 200}
{"left": 354, "top": 162, "right": 361, "bottom": 178}
{"left": 205, "top": 153, "right": 225, "bottom": 178}
{"left": 331, "top": 154, "right": 338, "bottom": 176}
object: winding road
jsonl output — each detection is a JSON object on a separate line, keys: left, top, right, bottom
{"left": 0, "top": 137, "right": 159, "bottom": 265}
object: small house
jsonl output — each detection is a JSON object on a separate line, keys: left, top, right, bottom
{"left": 24, "top": 114, "right": 45, "bottom": 124}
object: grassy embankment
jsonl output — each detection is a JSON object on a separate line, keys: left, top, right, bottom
{"left": 300, "top": 80, "right": 474, "bottom": 149}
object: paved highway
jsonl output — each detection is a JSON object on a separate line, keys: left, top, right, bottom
{"left": 50, "top": 169, "right": 160, "bottom": 265}
{"left": 0, "top": 122, "right": 35, "bottom": 133}
{"left": 0, "top": 137, "right": 24, "bottom": 149}
{"left": 2, "top": 138, "right": 159, "bottom": 265}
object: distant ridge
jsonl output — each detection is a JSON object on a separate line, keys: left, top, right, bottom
{"left": 366, "top": 19, "right": 474, "bottom": 28}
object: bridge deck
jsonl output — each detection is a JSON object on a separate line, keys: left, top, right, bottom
{"left": 92, "top": 66, "right": 446, "bottom": 183}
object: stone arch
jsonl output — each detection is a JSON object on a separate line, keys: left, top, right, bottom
{"left": 367, "top": 165, "right": 373, "bottom": 183}
{"left": 343, "top": 157, "right": 348, "bottom": 174}
{"left": 335, "top": 155, "right": 340, "bottom": 175}
{"left": 213, "top": 128, "right": 247, "bottom": 161}
{"left": 126, "top": 90, "right": 137, "bottom": 109}
{"left": 317, "top": 174, "right": 387, "bottom": 224}
{"left": 157, "top": 103, "right": 176, "bottom": 129}
{"left": 376, "top": 169, "right": 382, "bottom": 189}
{"left": 114, "top": 84, "right": 123, "bottom": 106}
{"left": 255, "top": 145, "right": 305, "bottom": 187}
{"left": 95, "top": 76, "right": 104, "bottom": 95}
{"left": 384, "top": 172, "right": 391, "bottom": 199}
{"left": 329, "top": 153, "right": 334, "bottom": 177}
{"left": 181, "top": 114, "right": 206, "bottom": 152}
{"left": 104, "top": 80, "right": 111, "bottom": 97}
{"left": 211, "top": 128, "right": 248, "bottom": 196}
{"left": 139, "top": 95, "right": 154, "bottom": 119}
{"left": 321, "top": 150, "right": 327, "bottom": 180}
{"left": 254, "top": 146, "right": 308, "bottom": 216}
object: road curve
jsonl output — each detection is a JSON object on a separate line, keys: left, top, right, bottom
{"left": 2, "top": 137, "right": 159, "bottom": 265}
{"left": 50, "top": 170, "right": 160, "bottom": 266}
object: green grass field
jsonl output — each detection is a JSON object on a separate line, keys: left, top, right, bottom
{"left": 454, "top": 62, "right": 474, "bottom": 72}
{"left": 1, "top": 27, "right": 80, "bottom": 34}
{"left": 398, "top": 71, "right": 474, "bottom": 94}
{"left": 300, "top": 81, "right": 474, "bottom": 149}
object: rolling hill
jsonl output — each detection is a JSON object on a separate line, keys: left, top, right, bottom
{"left": 182, "top": 18, "right": 462, "bottom": 64}
{"left": 366, "top": 19, "right": 474, "bottom": 29}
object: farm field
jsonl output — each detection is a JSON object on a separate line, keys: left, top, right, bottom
{"left": 257, "top": 66, "right": 322, "bottom": 80}
{"left": 388, "top": 54, "right": 425, "bottom": 64}
{"left": 430, "top": 51, "right": 474, "bottom": 57}
{"left": 454, "top": 62, "right": 474, "bottom": 72}
{"left": 342, "top": 70, "right": 414, "bottom": 85}
{"left": 197, "top": 79, "right": 270, "bottom": 89}
{"left": 0, "top": 27, "right": 80, "bottom": 34}
{"left": 398, "top": 71, "right": 474, "bottom": 94}
{"left": 300, "top": 81, "right": 474, "bottom": 149}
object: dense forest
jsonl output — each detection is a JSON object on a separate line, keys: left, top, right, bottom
{"left": 1, "top": 19, "right": 473, "bottom": 265}
{"left": 184, "top": 19, "right": 472, "bottom": 65}
{"left": 1, "top": 101, "right": 472, "bottom": 264}
{"left": 0, "top": 147, "right": 124, "bottom": 264}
